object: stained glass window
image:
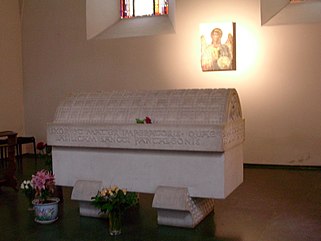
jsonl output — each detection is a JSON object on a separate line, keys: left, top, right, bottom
{"left": 120, "top": 0, "right": 169, "bottom": 19}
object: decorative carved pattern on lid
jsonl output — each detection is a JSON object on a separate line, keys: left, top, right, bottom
{"left": 53, "top": 89, "right": 242, "bottom": 125}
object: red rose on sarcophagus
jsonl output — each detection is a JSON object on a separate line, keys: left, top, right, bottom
{"left": 36, "top": 141, "right": 47, "bottom": 151}
{"left": 145, "top": 117, "right": 152, "bottom": 124}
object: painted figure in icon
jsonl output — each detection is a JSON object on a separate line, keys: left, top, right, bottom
{"left": 201, "top": 28, "right": 233, "bottom": 71}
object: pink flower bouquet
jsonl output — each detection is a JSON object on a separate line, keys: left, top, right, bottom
{"left": 31, "top": 169, "right": 56, "bottom": 203}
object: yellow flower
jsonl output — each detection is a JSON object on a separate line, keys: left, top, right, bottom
{"left": 111, "top": 185, "right": 117, "bottom": 192}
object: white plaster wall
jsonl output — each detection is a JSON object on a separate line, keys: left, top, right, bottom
{"left": 86, "top": 0, "right": 118, "bottom": 39}
{"left": 0, "top": 0, "right": 24, "bottom": 134}
{"left": 21, "top": 0, "right": 321, "bottom": 166}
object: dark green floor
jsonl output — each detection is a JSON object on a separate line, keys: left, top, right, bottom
{"left": 1, "top": 157, "right": 321, "bottom": 241}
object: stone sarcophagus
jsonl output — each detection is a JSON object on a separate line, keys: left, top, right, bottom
{"left": 47, "top": 88, "right": 245, "bottom": 227}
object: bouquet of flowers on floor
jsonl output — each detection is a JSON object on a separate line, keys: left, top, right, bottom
{"left": 30, "top": 169, "right": 56, "bottom": 204}
{"left": 20, "top": 179, "right": 36, "bottom": 203}
{"left": 91, "top": 185, "right": 138, "bottom": 214}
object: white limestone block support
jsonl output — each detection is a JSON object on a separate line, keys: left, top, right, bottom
{"left": 152, "top": 186, "right": 215, "bottom": 228}
{"left": 71, "top": 180, "right": 107, "bottom": 218}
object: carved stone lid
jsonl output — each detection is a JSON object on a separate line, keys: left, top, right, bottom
{"left": 48, "top": 89, "right": 244, "bottom": 151}
{"left": 53, "top": 89, "right": 242, "bottom": 125}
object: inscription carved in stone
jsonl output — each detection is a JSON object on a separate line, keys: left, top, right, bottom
{"left": 47, "top": 124, "right": 227, "bottom": 152}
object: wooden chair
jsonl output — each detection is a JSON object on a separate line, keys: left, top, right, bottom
{"left": 0, "top": 139, "right": 8, "bottom": 168}
{"left": 16, "top": 136, "right": 37, "bottom": 167}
